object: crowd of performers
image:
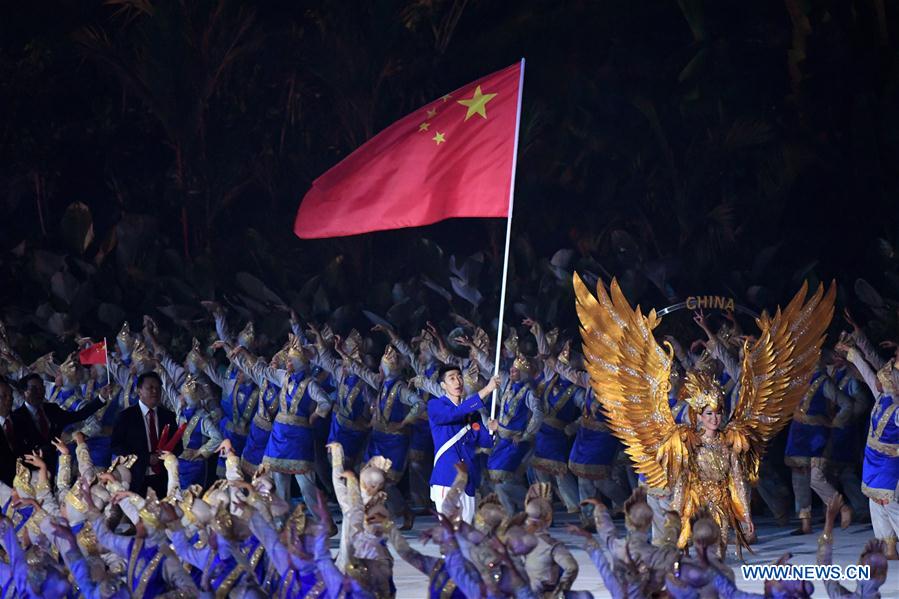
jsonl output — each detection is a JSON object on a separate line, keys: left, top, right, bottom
{"left": 0, "top": 277, "right": 894, "bottom": 597}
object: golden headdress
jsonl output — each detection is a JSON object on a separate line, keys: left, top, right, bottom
{"left": 680, "top": 370, "right": 724, "bottom": 413}
{"left": 13, "top": 460, "right": 34, "bottom": 497}
{"left": 285, "top": 503, "right": 306, "bottom": 542}
{"left": 512, "top": 351, "right": 533, "bottom": 373}
{"left": 177, "top": 485, "right": 202, "bottom": 526}
{"left": 202, "top": 479, "right": 229, "bottom": 505}
{"left": 237, "top": 321, "right": 255, "bottom": 348}
{"left": 286, "top": 334, "right": 307, "bottom": 363}
{"left": 471, "top": 328, "right": 490, "bottom": 353}
{"left": 544, "top": 327, "right": 560, "bottom": 352}
{"left": 503, "top": 329, "right": 519, "bottom": 357}
{"left": 59, "top": 353, "right": 79, "bottom": 380}
{"left": 343, "top": 329, "right": 363, "bottom": 361}
{"left": 64, "top": 486, "right": 89, "bottom": 517}
{"left": 211, "top": 502, "right": 236, "bottom": 540}
{"left": 319, "top": 324, "right": 335, "bottom": 346}
{"left": 107, "top": 454, "right": 138, "bottom": 472}
{"left": 557, "top": 342, "right": 571, "bottom": 366}
{"left": 182, "top": 373, "right": 200, "bottom": 400}
{"left": 380, "top": 344, "right": 399, "bottom": 370}
{"left": 130, "top": 340, "right": 152, "bottom": 368}
{"left": 117, "top": 322, "right": 134, "bottom": 352}
{"left": 270, "top": 349, "right": 288, "bottom": 369}
{"left": 717, "top": 323, "right": 740, "bottom": 349}
{"left": 184, "top": 338, "right": 206, "bottom": 371}
{"left": 137, "top": 490, "right": 162, "bottom": 529}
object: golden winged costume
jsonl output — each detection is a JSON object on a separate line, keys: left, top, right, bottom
{"left": 574, "top": 275, "right": 835, "bottom": 555}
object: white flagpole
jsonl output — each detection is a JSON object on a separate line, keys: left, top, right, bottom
{"left": 104, "top": 337, "right": 111, "bottom": 387}
{"left": 490, "top": 58, "right": 525, "bottom": 421}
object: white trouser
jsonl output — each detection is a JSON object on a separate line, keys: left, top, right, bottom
{"left": 431, "top": 485, "right": 476, "bottom": 524}
{"left": 870, "top": 498, "right": 899, "bottom": 540}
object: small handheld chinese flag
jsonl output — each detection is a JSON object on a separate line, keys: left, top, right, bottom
{"left": 294, "top": 61, "right": 523, "bottom": 238}
{"left": 78, "top": 340, "right": 108, "bottom": 366}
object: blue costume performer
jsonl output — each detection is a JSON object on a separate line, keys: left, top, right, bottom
{"left": 383, "top": 326, "right": 443, "bottom": 510}
{"left": 233, "top": 335, "right": 333, "bottom": 526}
{"left": 825, "top": 364, "right": 872, "bottom": 520}
{"left": 784, "top": 366, "right": 852, "bottom": 531}
{"left": 310, "top": 329, "right": 371, "bottom": 468}
{"left": 209, "top": 310, "right": 261, "bottom": 471}
{"left": 558, "top": 358, "right": 628, "bottom": 527}
{"left": 348, "top": 344, "right": 423, "bottom": 519}
{"left": 844, "top": 336, "right": 899, "bottom": 560}
{"left": 160, "top": 372, "right": 222, "bottom": 489}
{"left": 486, "top": 352, "right": 543, "bottom": 515}
{"left": 531, "top": 358, "right": 583, "bottom": 514}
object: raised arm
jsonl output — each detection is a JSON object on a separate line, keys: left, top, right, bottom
{"left": 89, "top": 510, "right": 135, "bottom": 558}
{"left": 157, "top": 367, "right": 180, "bottom": 412}
{"left": 387, "top": 525, "right": 435, "bottom": 574}
{"left": 845, "top": 347, "right": 880, "bottom": 397}
{"left": 169, "top": 526, "right": 211, "bottom": 569}
{"left": 554, "top": 360, "right": 591, "bottom": 390}
{"left": 342, "top": 359, "right": 382, "bottom": 391}
{"left": 851, "top": 328, "right": 887, "bottom": 371}
{"left": 410, "top": 373, "right": 443, "bottom": 399}
{"left": 231, "top": 347, "right": 284, "bottom": 388}
{"left": 107, "top": 352, "right": 133, "bottom": 390}
{"left": 213, "top": 310, "right": 236, "bottom": 346}
{"left": 706, "top": 337, "right": 742, "bottom": 383}
{"left": 248, "top": 509, "right": 295, "bottom": 575}
{"left": 312, "top": 345, "right": 347, "bottom": 386}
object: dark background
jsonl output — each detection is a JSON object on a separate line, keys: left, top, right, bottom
{"left": 3, "top": 0, "right": 899, "bottom": 357}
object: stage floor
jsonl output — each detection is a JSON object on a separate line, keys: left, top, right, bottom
{"left": 384, "top": 513, "right": 899, "bottom": 598}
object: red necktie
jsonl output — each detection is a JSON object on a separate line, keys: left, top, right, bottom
{"left": 146, "top": 409, "right": 163, "bottom": 475}
{"left": 147, "top": 409, "right": 159, "bottom": 449}
{"left": 38, "top": 408, "right": 50, "bottom": 439}
{"left": 3, "top": 420, "right": 14, "bottom": 450}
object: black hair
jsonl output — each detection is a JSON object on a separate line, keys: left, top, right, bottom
{"left": 19, "top": 373, "right": 43, "bottom": 390}
{"left": 136, "top": 371, "right": 162, "bottom": 389}
{"left": 437, "top": 364, "right": 462, "bottom": 382}
{"left": 0, "top": 376, "right": 10, "bottom": 391}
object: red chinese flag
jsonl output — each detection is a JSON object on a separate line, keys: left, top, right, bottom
{"left": 78, "top": 340, "right": 107, "bottom": 366}
{"left": 294, "top": 61, "right": 524, "bottom": 238}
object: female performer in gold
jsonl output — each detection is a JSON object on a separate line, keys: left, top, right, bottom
{"left": 573, "top": 275, "right": 835, "bottom": 558}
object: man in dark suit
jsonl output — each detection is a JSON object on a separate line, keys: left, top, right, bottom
{"left": 12, "top": 373, "right": 105, "bottom": 475}
{"left": 0, "top": 378, "right": 19, "bottom": 484}
{"left": 111, "top": 371, "right": 182, "bottom": 497}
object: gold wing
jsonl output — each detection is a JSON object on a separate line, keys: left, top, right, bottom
{"left": 724, "top": 281, "right": 836, "bottom": 483}
{"left": 574, "top": 274, "right": 694, "bottom": 489}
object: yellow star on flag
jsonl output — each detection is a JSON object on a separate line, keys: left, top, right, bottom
{"left": 432, "top": 132, "right": 446, "bottom": 145}
{"left": 419, "top": 122, "right": 430, "bottom": 132}
{"left": 441, "top": 94, "right": 452, "bottom": 102}
{"left": 426, "top": 108, "right": 438, "bottom": 119}
{"left": 457, "top": 85, "right": 497, "bottom": 121}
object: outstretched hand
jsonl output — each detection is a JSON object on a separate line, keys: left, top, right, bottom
{"left": 565, "top": 524, "right": 593, "bottom": 540}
